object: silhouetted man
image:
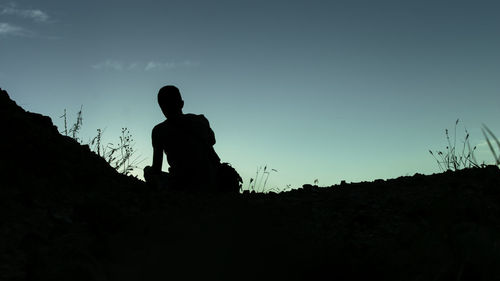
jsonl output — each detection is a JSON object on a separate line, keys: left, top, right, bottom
{"left": 144, "top": 85, "right": 221, "bottom": 190}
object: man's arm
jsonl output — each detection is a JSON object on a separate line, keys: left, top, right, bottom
{"left": 151, "top": 125, "right": 163, "bottom": 173}
{"left": 144, "top": 125, "right": 164, "bottom": 185}
{"left": 200, "top": 115, "right": 216, "bottom": 146}
{"left": 152, "top": 147, "right": 163, "bottom": 172}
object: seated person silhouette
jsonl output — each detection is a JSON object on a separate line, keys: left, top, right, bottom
{"left": 143, "top": 85, "right": 221, "bottom": 190}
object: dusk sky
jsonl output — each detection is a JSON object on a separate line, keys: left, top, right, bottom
{"left": 1, "top": 0, "right": 499, "bottom": 191}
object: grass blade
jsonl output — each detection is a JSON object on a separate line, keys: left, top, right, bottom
{"left": 482, "top": 127, "right": 499, "bottom": 165}
{"left": 483, "top": 124, "right": 500, "bottom": 152}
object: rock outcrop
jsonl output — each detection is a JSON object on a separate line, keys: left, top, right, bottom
{"left": 1, "top": 88, "right": 145, "bottom": 281}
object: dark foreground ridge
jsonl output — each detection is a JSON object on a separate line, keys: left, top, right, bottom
{"left": 1, "top": 88, "right": 500, "bottom": 281}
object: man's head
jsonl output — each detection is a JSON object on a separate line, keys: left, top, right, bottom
{"left": 158, "top": 85, "right": 184, "bottom": 119}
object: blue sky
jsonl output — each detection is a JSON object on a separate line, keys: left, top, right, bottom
{"left": 1, "top": 0, "right": 499, "bottom": 191}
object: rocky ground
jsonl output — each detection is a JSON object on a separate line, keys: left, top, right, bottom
{"left": 1, "top": 88, "right": 500, "bottom": 281}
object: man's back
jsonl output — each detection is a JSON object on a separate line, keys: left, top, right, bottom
{"left": 152, "top": 113, "right": 220, "bottom": 187}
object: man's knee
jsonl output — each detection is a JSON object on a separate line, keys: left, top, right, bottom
{"left": 143, "top": 166, "right": 169, "bottom": 189}
{"left": 143, "top": 166, "right": 156, "bottom": 183}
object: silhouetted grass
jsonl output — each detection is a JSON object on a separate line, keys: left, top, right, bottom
{"left": 246, "top": 165, "right": 277, "bottom": 193}
{"left": 59, "top": 105, "right": 83, "bottom": 143}
{"left": 429, "top": 119, "right": 480, "bottom": 171}
{"left": 90, "top": 127, "right": 145, "bottom": 175}
{"left": 60, "top": 107, "right": 145, "bottom": 176}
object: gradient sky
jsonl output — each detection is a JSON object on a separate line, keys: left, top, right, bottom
{"left": 1, "top": 0, "right": 499, "bottom": 191}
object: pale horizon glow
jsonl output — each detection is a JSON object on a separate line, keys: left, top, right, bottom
{"left": 1, "top": 0, "right": 499, "bottom": 191}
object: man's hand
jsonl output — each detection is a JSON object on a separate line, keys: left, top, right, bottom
{"left": 143, "top": 166, "right": 156, "bottom": 183}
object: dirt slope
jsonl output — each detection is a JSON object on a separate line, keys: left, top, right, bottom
{"left": 1, "top": 88, "right": 500, "bottom": 281}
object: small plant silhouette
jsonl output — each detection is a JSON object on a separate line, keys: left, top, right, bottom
{"left": 90, "top": 127, "right": 145, "bottom": 175}
{"left": 60, "top": 107, "right": 144, "bottom": 176}
{"left": 429, "top": 119, "right": 480, "bottom": 171}
{"left": 246, "top": 165, "right": 277, "bottom": 193}
{"left": 59, "top": 106, "right": 83, "bottom": 143}
{"left": 59, "top": 109, "right": 68, "bottom": 136}
{"left": 70, "top": 105, "right": 83, "bottom": 141}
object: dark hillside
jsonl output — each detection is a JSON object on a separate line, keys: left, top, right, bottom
{"left": 1, "top": 88, "right": 500, "bottom": 281}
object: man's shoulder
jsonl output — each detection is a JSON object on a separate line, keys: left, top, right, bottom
{"left": 152, "top": 120, "right": 168, "bottom": 134}
{"left": 153, "top": 120, "right": 168, "bottom": 128}
{"left": 184, "top": 113, "right": 207, "bottom": 120}
{"left": 184, "top": 113, "right": 209, "bottom": 125}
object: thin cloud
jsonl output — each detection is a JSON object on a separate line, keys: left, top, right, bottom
{"left": 145, "top": 60, "right": 199, "bottom": 71}
{"left": 145, "top": 61, "right": 176, "bottom": 71}
{"left": 92, "top": 60, "right": 126, "bottom": 71}
{"left": 0, "top": 22, "right": 31, "bottom": 37}
{"left": 92, "top": 60, "right": 199, "bottom": 71}
{"left": 127, "top": 62, "right": 140, "bottom": 70}
{"left": 1, "top": 5, "right": 49, "bottom": 22}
